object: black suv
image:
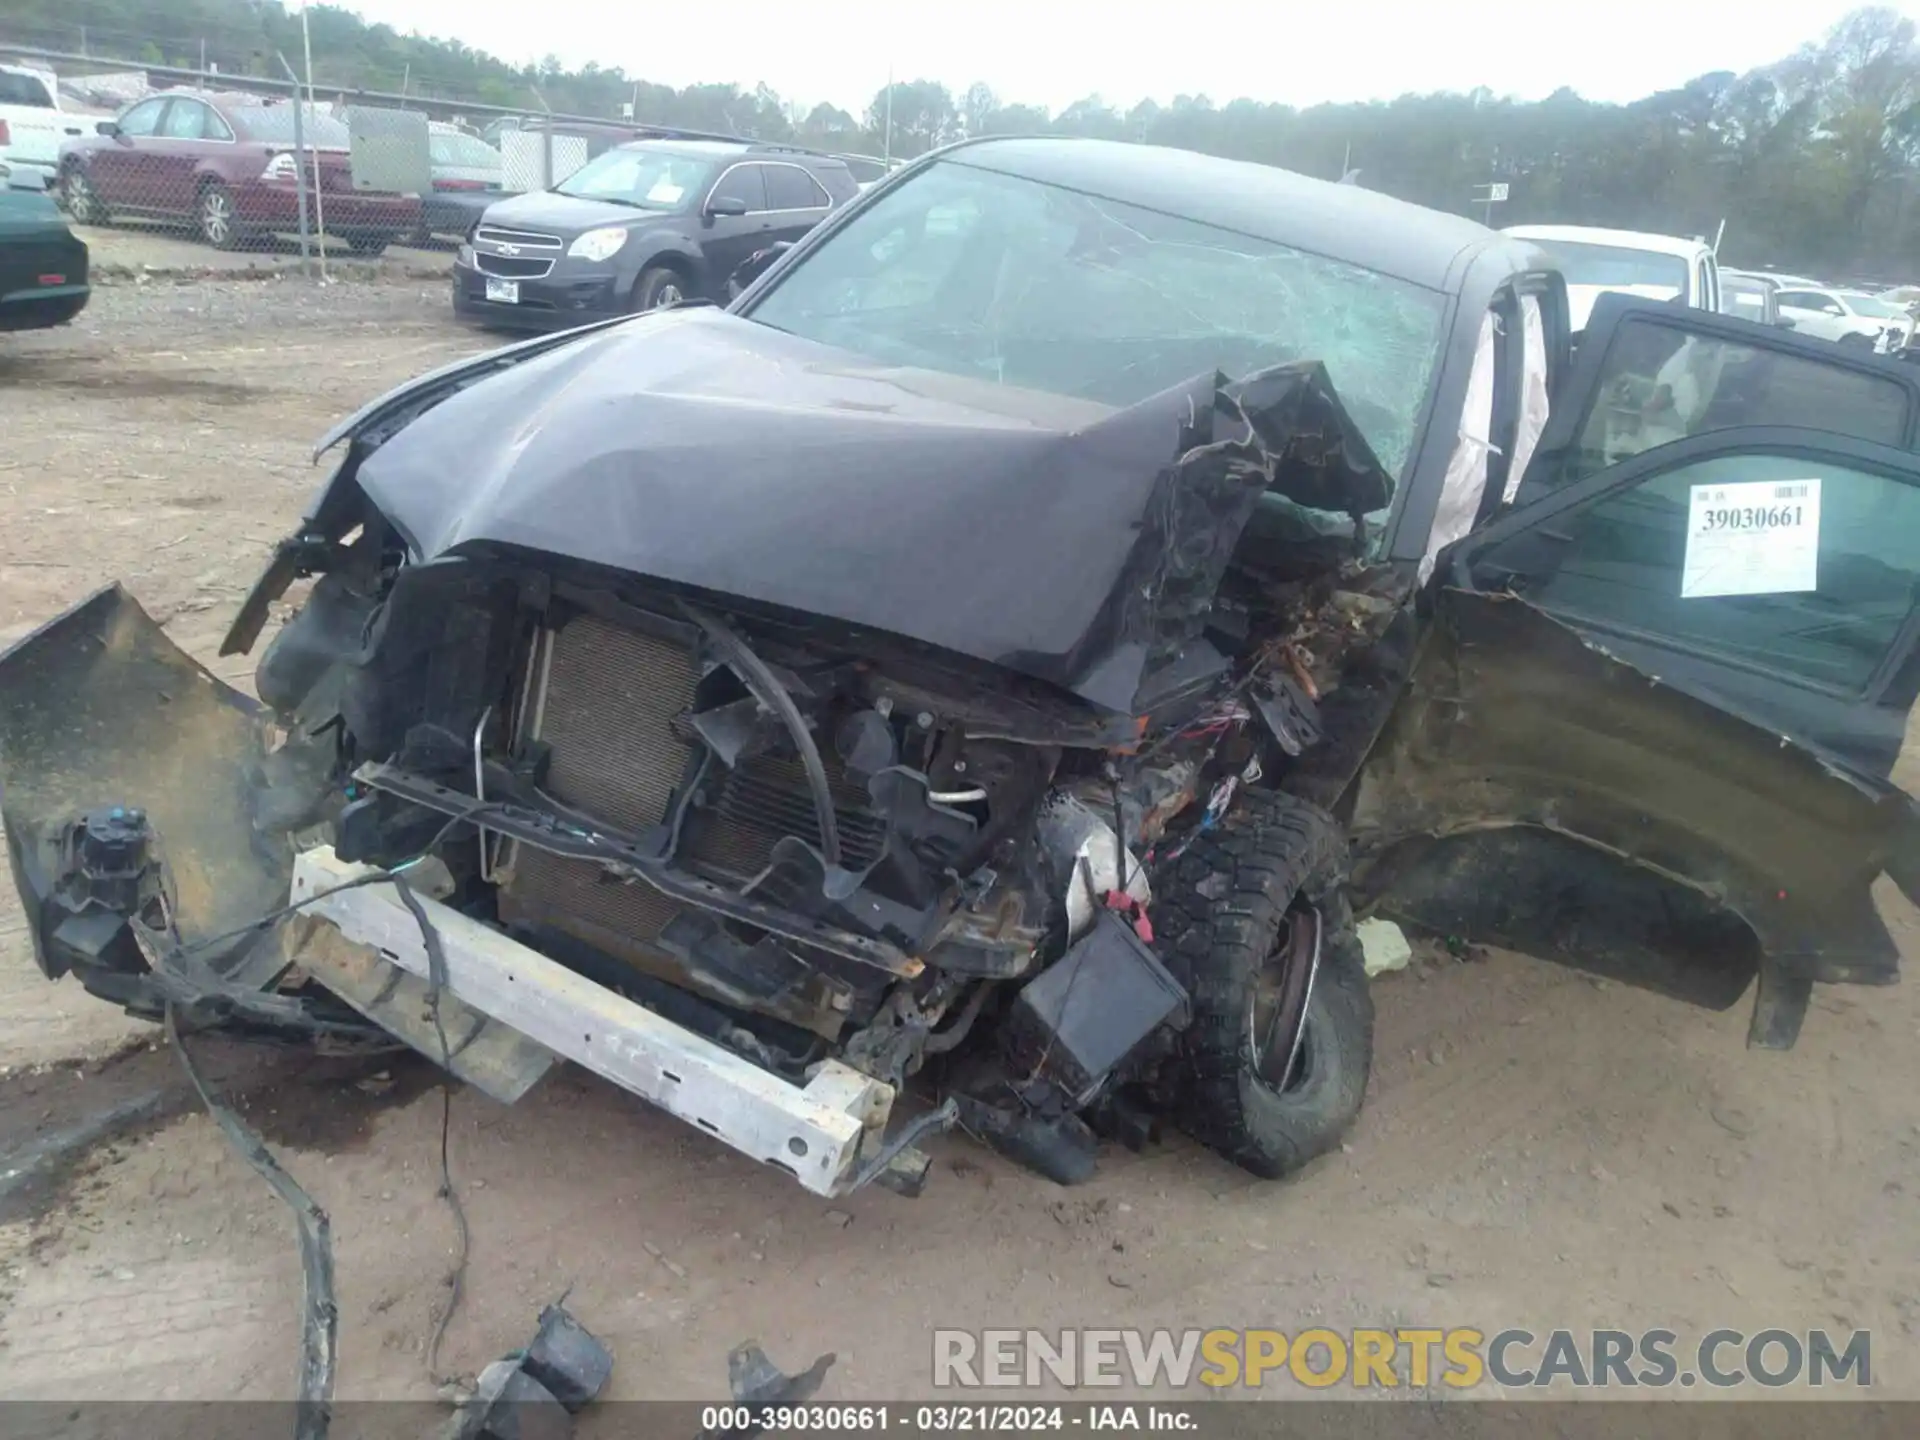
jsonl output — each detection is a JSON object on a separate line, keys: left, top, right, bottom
{"left": 453, "top": 138, "right": 857, "bottom": 329}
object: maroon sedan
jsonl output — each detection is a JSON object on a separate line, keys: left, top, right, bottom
{"left": 58, "top": 90, "right": 421, "bottom": 254}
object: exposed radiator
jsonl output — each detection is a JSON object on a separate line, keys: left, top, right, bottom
{"left": 497, "top": 611, "right": 885, "bottom": 982}
{"left": 498, "top": 614, "right": 696, "bottom": 959}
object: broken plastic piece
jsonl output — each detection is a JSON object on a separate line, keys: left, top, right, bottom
{"left": 1357, "top": 917, "right": 1413, "bottom": 977}
{"left": 698, "top": 1343, "right": 838, "bottom": 1438}
{"left": 1005, "top": 910, "right": 1190, "bottom": 1104}
{"left": 440, "top": 1301, "right": 612, "bottom": 1440}
{"left": 522, "top": 1302, "right": 616, "bottom": 1411}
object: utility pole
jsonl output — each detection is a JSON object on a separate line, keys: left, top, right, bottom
{"left": 883, "top": 64, "right": 893, "bottom": 164}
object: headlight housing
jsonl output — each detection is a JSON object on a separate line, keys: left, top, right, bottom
{"left": 567, "top": 227, "right": 630, "bottom": 262}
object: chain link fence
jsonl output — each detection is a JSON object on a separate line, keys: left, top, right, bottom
{"left": 43, "top": 92, "right": 502, "bottom": 264}
{"left": 0, "top": 48, "right": 638, "bottom": 278}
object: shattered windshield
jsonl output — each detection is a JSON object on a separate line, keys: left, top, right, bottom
{"left": 745, "top": 159, "right": 1447, "bottom": 479}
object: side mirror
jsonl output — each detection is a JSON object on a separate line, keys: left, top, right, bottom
{"left": 6, "top": 167, "right": 49, "bottom": 193}
{"left": 96, "top": 120, "right": 120, "bottom": 137}
{"left": 704, "top": 194, "right": 749, "bottom": 219}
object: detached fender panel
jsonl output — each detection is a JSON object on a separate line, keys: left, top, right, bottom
{"left": 1351, "top": 589, "right": 1917, "bottom": 993}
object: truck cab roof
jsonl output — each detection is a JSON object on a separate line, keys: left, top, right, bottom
{"left": 1502, "top": 223, "right": 1713, "bottom": 261}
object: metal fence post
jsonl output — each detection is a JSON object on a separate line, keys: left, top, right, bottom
{"left": 300, "top": 5, "right": 328, "bottom": 277}
{"left": 534, "top": 86, "right": 554, "bottom": 191}
{"left": 274, "top": 51, "right": 313, "bottom": 276}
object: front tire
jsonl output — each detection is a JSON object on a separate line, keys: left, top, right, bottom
{"left": 1156, "top": 791, "right": 1373, "bottom": 1179}
{"left": 198, "top": 181, "right": 243, "bottom": 250}
{"left": 63, "top": 165, "right": 108, "bottom": 226}
{"left": 632, "top": 265, "right": 689, "bottom": 312}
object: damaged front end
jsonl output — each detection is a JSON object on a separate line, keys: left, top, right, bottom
{"left": 0, "top": 312, "right": 1402, "bottom": 1196}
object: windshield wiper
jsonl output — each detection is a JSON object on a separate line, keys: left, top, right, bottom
{"left": 557, "top": 193, "right": 649, "bottom": 210}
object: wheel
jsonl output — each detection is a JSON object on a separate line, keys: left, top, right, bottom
{"left": 1839, "top": 332, "right": 1874, "bottom": 351}
{"left": 345, "top": 233, "right": 391, "bottom": 257}
{"left": 198, "top": 181, "right": 243, "bottom": 250}
{"left": 632, "top": 265, "right": 689, "bottom": 312}
{"left": 1154, "top": 790, "right": 1373, "bottom": 1179}
{"left": 62, "top": 165, "right": 108, "bottom": 226}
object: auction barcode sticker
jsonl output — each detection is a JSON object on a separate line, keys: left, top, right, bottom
{"left": 1681, "top": 477, "right": 1822, "bottom": 598}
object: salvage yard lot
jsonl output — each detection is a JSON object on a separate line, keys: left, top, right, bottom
{"left": 2, "top": 281, "right": 1920, "bottom": 1403}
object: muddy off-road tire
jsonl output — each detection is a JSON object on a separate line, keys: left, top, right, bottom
{"left": 1155, "top": 791, "right": 1374, "bottom": 1179}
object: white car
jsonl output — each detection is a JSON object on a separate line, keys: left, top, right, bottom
{"left": 1876, "top": 284, "right": 1920, "bottom": 324}
{"left": 1772, "top": 286, "right": 1913, "bottom": 355}
{"left": 0, "top": 63, "right": 88, "bottom": 188}
{"left": 1503, "top": 223, "right": 1720, "bottom": 330}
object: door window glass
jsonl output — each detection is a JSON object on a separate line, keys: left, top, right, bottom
{"left": 160, "top": 101, "right": 207, "bottom": 140}
{"left": 0, "top": 71, "right": 53, "bottom": 107}
{"left": 118, "top": 99, "right": 166, "bottom": 137}
{"left": 763, "top": 164, "right": 829, "bottom": 210}
{"left": 709, "top": 163, "right": 769, "bottom": 213}
{"left": 1544, "top": 316, "right": 1909, "bottom": 487}
{"left": 1502, "top": 452, "right": 1920, "bottom": 693}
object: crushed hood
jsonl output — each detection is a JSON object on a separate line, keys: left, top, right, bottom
{"left": 348, "top": 307, "right": 1391, "bottom": 713}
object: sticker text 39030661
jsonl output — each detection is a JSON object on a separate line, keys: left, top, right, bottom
{"left": 1682, "top": 478, "right": 1821, "bottom": 599}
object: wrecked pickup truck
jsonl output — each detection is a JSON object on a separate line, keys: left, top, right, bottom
{"left": 7, "top": 136, "right": 1920, "bottom": 1198}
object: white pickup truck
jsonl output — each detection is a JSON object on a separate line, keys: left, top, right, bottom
{"left": 0, "top": 63, "right": 87, "bottom": 188}
{"left": 1503, "top": 223, "right": 1720, "bottom": 332}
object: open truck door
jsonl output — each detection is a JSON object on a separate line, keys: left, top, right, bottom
{"left": 1352, "top": 293, "right": 1920, "bottom": 1048}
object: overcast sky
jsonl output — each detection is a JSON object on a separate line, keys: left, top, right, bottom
{"left": 346, "top": 0, "right": 1920, "bottom": 115}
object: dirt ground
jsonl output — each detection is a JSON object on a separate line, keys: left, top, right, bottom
{"left": 1, "top": 279, "right": 1917, "bottom": 1408}
{"left": 71, "top": 219, "right": 456, "bottom": 280}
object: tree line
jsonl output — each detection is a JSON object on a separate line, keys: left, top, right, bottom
{"left": 6, "top": 1, "right": 1920, "bottom": 277}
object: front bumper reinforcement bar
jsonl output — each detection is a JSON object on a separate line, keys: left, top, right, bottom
{"left": 291, "top": 846, "right": 902, "bottom": 1197}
